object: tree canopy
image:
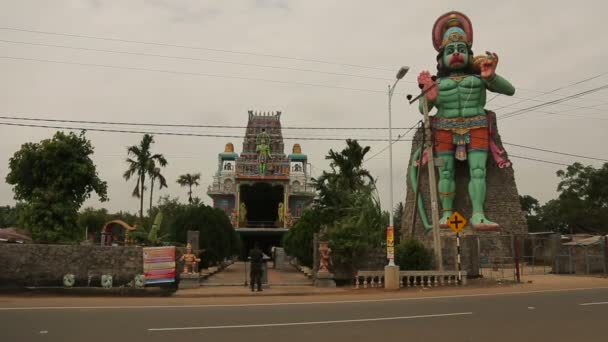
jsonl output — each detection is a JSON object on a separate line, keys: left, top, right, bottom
{"left": 153, "top": 197, "right": 240, "bottom": 265}
{"left": 6, "top": 131, "right": 107, "bottom": 242}
{"left": 177, "top": 173, "right": 201, "bottom": 204}
{"left": 283, "top": 139, "right": 387, "bottom": 273}
{"left": 124, "top": 134, "right": 167, "bottom": 220}
{"left": 520, "top": 162, "right": 608, "bottom": 234}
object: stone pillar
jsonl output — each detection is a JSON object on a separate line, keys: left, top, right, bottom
{"left": 187, "top": 231, "right": 199, "bottom": 254}
{"left": 384, "top": 265, "right": 400, "bottom": 290}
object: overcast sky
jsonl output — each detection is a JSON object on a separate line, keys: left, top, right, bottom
{"left": 0, "top": 0, "right": 607, "bottom": 215}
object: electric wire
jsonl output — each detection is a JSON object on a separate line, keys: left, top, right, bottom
{"left": 0, "top": 115, "right": 416, "bottom": 130}
{"left": 0, "top": 26, "right": 393, "bottom": 72}
{"left": 364, "top": 121, "right": 421, "bottom": 162}
{"left": 0, "top": 120, "right": 598, "bottom": 167}
{"left": 493, "top": 72, "right": 608, "bottom": 115}
{"left": 0, "top": 56, "right": 390, "bottom": 94}
{"left": 0, "top": 39, "right": 392, "bottom": 81}
{"left": 498, "top": 84, "right": 608, "bottom": 120}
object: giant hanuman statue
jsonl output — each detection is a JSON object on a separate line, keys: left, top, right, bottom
{"left": 406, "top": 11, "right": 527, "bottom": 237}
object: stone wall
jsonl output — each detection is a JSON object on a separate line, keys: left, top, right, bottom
{"left": 0, "top": 244, "right": 143, "bottom": 288}
{"left": 401, "top": 126, "right": 528, "bottom": 265}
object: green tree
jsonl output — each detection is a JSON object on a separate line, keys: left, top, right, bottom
{"left": 123, "top": 134, "right": 167, "bottom": 220}
{"left": 284, "top": 139, "right": 386, "bottom": 274}
{"left": 155, "top": 197, "right": 240, "bottom": 265}
{"left": 519, "top": 195, "right": 540, "bottom": 216}
{"left": 6, "top": 131, "right": 107, "bottom": 242}
{"left": 0, "top": 204, "right": 25, "bottom": 228}
{"left": 177, "top": 173, "right": 201, "bottom": 204}
{"left": 395, "top": 238, "right": 432, "bottom": 270}
{"left": 519, "top": 194, "right": 545, "bottom": 232}
{"left": 282, "top": 207, "right": 324, "bottom": 267}
{"left": 522, "top": 163, "right": 608, "bottom": 234}
{"left": 78, "top": 207, "right": 109, "bottom": 237}
{"left": 149, "top": 166, "right": 168, "bottom": 213}
{"left": 328, "top": 188, "right": 386, "bottom": 274}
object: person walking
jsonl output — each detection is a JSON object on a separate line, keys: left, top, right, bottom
{"left": 249, "top": 243, "right": 263, "bottom": 292}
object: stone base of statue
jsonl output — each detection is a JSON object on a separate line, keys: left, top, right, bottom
{"left": 314, "top": 272, "right": 336, "bottom": 287}
{"left": 178, "top": 272, "right": 200, "bottom": 289}
{"left": 403, "top": 127, "right": 528, "bottom": 272}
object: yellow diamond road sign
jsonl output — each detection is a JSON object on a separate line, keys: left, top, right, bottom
{"left": 447, "top": 211, "right": 467, "bottom": 233}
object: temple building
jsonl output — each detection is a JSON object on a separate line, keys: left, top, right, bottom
{"left": 207, "top": 110, "right": 315, "bottom": 255}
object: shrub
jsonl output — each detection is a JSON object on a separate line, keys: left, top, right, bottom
{"left": 395, "top": 238, "right": 433, "bottom": 270}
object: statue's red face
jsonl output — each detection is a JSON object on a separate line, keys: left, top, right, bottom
{"left": 443, "top": 42, "right": 469, "bottom": 70}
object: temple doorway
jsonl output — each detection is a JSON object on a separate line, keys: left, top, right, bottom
{"left": 240, "top": 183, "right": 284, "bottom": 228}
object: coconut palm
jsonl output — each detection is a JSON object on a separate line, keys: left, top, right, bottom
{"left": 149, "top": 165, "right": 168, "bottom": 213}
{"left": 177, "top": 173, "right": 201, "bottom": 204}
{"left": 123, "top": 134, "right": 167, "bottom": 220}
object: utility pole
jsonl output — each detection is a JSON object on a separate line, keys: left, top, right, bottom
{"left": 421, "top": 98, "right": 444, "bottom": 271}
{"left": 386, "top": 66, "right": 409, "bottom": 267}
{"left": 384, "top": 66, "right": 409, "bottom": 290}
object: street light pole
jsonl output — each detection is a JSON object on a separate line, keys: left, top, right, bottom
{"left": 387, "top": 66, "right": 409, "bottom": 267}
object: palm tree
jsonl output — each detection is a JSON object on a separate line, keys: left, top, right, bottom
{"left": 123, "top": 134, "right": 167, "bottom": 220}
{"left": 177, "top": 173, "right": 201, "bottom": 204}
{"left": 325, "top": 139, "right": 374, "bottom": 189}
{"left": 149, "top": 165, "right": 168, "bottom": 213}
{"left": 315, "top": 139, "right": 375, "bottom": 208}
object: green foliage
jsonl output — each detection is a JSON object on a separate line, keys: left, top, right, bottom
{"left": 328, "top": 189, "right": 386, "bottom": 273}
{"left": 124, "top": 134, "right": 167, "bottom": 220}
{"left": 395, "top": 239, "right": 433, "bottom": 270}
{"left": 284, "top": 139, "right": 388, "bottom": 274}
{"left": 519, "top": 195, "right": 546, "bottom": 232}
{"left": 282, "top": 207, "right": 323, "bottom": 267}
{"left": 78, "top": 207, "right": 109, "bottom": 234}
{"left": 6, "top": 131, "right": 107, "bottom": 243}
{"left": 518, "top": 162, "right": 608, "bottom": 234}
{"left": 0, "top": 204, "right": 25, "bottom": 228}
{"left": 176, "top": 173, "right": 201, "bottom": 204}
{"left": 155, "top": 197, "right": 240, "bottom": 265}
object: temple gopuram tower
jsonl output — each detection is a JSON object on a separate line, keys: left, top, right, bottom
{"left": 207, "top": 110, "right": 315, "bottom": 254}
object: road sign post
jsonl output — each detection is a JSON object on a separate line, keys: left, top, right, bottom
{"left": 447, "top": 211, "right": 467, "bottom": 283}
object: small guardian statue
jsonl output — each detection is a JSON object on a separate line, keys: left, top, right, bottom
{"left": 179, "top": 243, "right": 201, "bottom": 274}
{"left": 318, "top": 241, "right": 332, "bottom": 273}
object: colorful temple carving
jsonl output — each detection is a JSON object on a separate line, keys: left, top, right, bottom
{"left": 207, "top": 111, "right": 315, "bottom": 252}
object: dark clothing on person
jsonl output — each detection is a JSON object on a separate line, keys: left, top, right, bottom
{"left": 249, "top": 247, "right": 264, "bottom": 291}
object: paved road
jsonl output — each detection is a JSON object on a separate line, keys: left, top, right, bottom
{"left": 2, "top": 287, "right": 608, "bottom": 341}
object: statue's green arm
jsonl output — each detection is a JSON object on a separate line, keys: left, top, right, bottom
{"left": 483, "top": 74, "right": 515, "bottom": 96}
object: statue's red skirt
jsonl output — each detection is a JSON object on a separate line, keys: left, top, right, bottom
{"left": 433, "top": 127, "right": 489, "bottom": 153}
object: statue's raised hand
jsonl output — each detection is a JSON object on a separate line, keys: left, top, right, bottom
{"left": 417, "top": 71, "right": 438, "bottom": 102}
{"left": 480, "top": 51, "right": 499, "bottom": 79}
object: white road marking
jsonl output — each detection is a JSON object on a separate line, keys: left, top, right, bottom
{"left": 2, "top": 286, "right": 607, "bottom": 311}
{"left": 39, "top": 331, "right": 48, "bottom": 334}
{"left": 527, "top": 306, "right": 535, "bottom": 310}
{"left": 148, "top": 312, "right": 474, "bottom": 331}
{"left": 579, "top": 301, "right": 608, "bottom": 306}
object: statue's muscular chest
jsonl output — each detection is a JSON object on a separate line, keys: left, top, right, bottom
{"left": 436, "top": 76, "right": 485, "bottom": 117}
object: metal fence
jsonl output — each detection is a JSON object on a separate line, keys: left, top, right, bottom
{"left": 473, "top": 234, "right": 608, "bottom": 282}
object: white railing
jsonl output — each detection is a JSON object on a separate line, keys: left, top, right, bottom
{"left": 355, "top": 270, "right": 468, "bottom": 289}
